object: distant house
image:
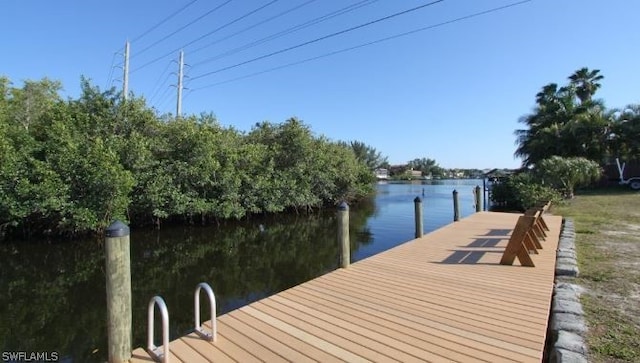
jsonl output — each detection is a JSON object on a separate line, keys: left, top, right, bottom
{"left": 407, "top": 169, "right": 422, "bottom": 179}
{"left": 374, "top": 168, "right": 389, "bottom": 180}
{"left": 384, "top": 165, "right": 423, "bottom": 179}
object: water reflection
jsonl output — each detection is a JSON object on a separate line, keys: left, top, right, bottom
{"left": 0, "top": 204, "right": 375, "bottom": 362}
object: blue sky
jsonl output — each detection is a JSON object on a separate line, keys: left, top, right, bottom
{"left": 2, "top": 0, "right": 638, "bottom": 169}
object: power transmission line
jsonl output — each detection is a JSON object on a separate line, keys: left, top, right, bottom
{"left": 190, "top": 0, "right": 444, "bottom": 81}
{"left": 105, "top": 51, "right": 119, "bottom": 89}
{"left": 155, "top": 85, "right": 175, "bottom": 112}
{"left": 192, "top": 0, "right": 533, "bottom": 91}
{"left": 148, "top": 60, "right": 174, "bottom": 103}
{"left": 149, "top": 73, "right": 173, "bottom": 104}
{"left": 191, "top": 0, "right": 379, "bottom": 68}
{"left": 132, "top": 0, "right": 280, "bottom": 73}
{"left": 166, "top": 0, "right": 281, "bottom": 60}
{"left": 188, "top": 0, "right": 319, "bottom": 57}
{"left": 133, "top": 0, "right": 233, "bottom": 59}
{"left": 131, "top": 0, "right": 200, "bottom": 43}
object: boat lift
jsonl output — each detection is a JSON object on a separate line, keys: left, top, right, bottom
{"left": 615, "top": 158, "right": 640, "bottom": 190}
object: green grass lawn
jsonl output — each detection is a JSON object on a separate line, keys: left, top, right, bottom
{"left": 551, "top": 187, "right": 640, "bottom": 362}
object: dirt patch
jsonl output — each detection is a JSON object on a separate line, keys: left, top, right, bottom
{"left": 599, "top": 239, "right": 640, "bottom": 258}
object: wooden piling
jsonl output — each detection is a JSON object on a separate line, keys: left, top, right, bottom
{"left": 453, "top": 190, "right": 460, "bottom": 222}
{"left": 414, "top": 196, "right": 423, "bottom": 238}
{"left": 474, "top": 185, "right": 482, "bottom": 213}
{"left": 482, "top": 178, "right": 488, "bottom": 211}
{"left": 337, "top": 202, "right": 350, "bottom": 268}
{"left": 105, "top": 220, "right": 132, "bottom": 363}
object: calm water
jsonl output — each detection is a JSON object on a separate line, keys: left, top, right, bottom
{"left": 0, "top": 180, "right": 481, "bottom": 362}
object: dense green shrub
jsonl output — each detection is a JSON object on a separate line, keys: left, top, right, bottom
{"left": 0, "top": 78, "right": 375, "bottom": 240}
{"left": 536, "top": 156, "right": 602, "bottom": 198}
{"left": 490, "top": 173, "right": 562, "bottom": 211}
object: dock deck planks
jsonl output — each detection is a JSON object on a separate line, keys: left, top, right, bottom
{"left": 131, "top": 211, "right": 562, "bottom": 362}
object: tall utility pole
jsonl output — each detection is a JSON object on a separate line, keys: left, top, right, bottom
{"left": 176, "top": 50, "right": 184, "bottom": 117}
{"left": 123, "top": 41, "right": 130, "bottom": 101}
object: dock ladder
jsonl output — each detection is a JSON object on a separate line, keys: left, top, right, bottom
{"left": 146, "top": 282, "right": 218, "bottom": 363}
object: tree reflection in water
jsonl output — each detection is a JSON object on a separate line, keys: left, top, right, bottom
{"left": 0, "top": 199, "right": 375, "bottom": 363}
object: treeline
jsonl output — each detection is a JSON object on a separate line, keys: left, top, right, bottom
{"left": 0, "top": 77, "right": 375, "bottom": 240}
{"left": 383, "top": 158, "right": 485, "bottom": 180}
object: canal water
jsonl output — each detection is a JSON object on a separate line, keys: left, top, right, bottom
{"left": 0, "top": 179, "right": 481, "bottom": 362}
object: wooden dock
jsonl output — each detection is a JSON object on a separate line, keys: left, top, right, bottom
{"left": 131, "top": 211, "right": 562, "bottom": 363}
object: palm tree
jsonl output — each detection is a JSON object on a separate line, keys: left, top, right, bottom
{"left": 568, "top": 67, "right": 604, "bottom": 104}
{"left": 535, "top": 83, "right": 559, "bottom": 106}
{"left": 515, "top": 70, "right": 609, "bottom": 167}
{"left": 609, "top": 104, "right": 640, "bottom": 161}
{"left": 564, "top": 99, "right": 610, "bottom": 163}
{"left": 515, "top": 83, "right": 578, "bottom": 167}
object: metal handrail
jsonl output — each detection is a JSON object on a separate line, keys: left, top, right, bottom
{"left": 194, "top": 282, "right": 217, "bottom": 342}
{"left": 147, "top": 296, "right": 170, "bottom": 363}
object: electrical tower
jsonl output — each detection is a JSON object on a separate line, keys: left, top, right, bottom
{"left": 123, "top": 41, "right": 130, "bottom": 101}
{"left": 177, "top": 50, "right": 184, "bottom": 116}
